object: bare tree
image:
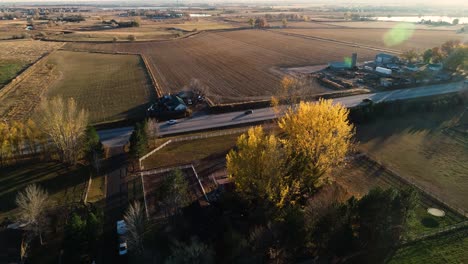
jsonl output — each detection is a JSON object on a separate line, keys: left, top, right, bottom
{"left": 145, "top": 118, "right": 159, "bottom": 146}
{"left": 16, "top": 184, "right": 49, "bottom": 245}
{"left": 271, "top": 75, "right": 309, "bottom": 117}
{"left": 39, "top": 97, "right": 89, "bottom": 165}
{"left": 189, "top": 78, "right": 209, "bottom": 97}
{"left": 123, "top": 201, "right": 146, "bottom": 254}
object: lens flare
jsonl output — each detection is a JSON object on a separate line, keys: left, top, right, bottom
{"left": 383, "top": 23, "right": 415, "bottom": 47}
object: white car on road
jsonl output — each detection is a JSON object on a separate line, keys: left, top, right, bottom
{"left": 167, "top": 119, "right": 177, "bottom": 125}
{"left": 116, "top": 220, "right": 127, "bottom": 235}
{"left": 118, "top": 237, "right": 128, "bottom": 255}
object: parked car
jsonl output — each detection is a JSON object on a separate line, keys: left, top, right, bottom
{"left": 167, "top": 119, "right": 177, "bottom": 125}
{"left": 362, "top": 98, "right": 373, "bottom": 104}
{"left": 187, "top": 99, "right": 193, "bottom": 105}
{"left": 244, "top": 109, "right": 253, "bottom": 115}
{"left": 118, "top": 237, "right": 128, "bottom": 256}
{"left": 116, "top": 220, "right": 126, "bottom": 235}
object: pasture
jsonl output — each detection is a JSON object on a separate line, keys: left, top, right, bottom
{"left": 0, "top": 40, "right": 62, "bottom": 88}
{"left": 0, "top": 162, "right": 89, "bottom": 222}
{"left": 65, "top": 29, "right": 377, "bottom": 103}
{"left": 357, "top": 106, "right": 468, "bottom": 212}
{"left": 387, "top": 228, "right": 468, "bottom": 263}
{"left": 45, "top": 51, "right": 155, "bottom": 124}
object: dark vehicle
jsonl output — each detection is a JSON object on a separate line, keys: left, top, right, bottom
{"left": 245, "top": 109, "right": 254, "bottom": 115}
{"left": 362, "top": 98, "right": 373, "bottom": 104}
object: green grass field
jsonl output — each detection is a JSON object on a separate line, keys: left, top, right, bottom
{"left": 332, "top": 156, "right": 465, "bottom": 240}
{"left": 387, "top": 228, "right": 468, "bottom": 264}
{"left": 357, "top": 106, "right": 468, "bottom": 212}
{"left": 0, "top": 162, "right": 89, "bottom": 222}
{"left": 142, "top": 133, "right": 241, "bottom": 169}
{"left": 0, "top": 61, "right": 26, "bottom": 87}
{"left": 46, "top": 51, "right": 155, "bottom": 124}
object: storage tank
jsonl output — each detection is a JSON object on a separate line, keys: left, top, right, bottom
{"left": 375, "top": 66, "right": 392, "bottom": 75}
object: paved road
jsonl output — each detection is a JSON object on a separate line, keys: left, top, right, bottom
{"left": 98, "top": 81, "right": 466, "bottom": 147}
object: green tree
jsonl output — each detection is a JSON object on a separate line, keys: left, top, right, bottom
{"left": 355, "top": 187, "right": 418, "bottom": 262}
{"left": 129, "top": 122, "right": 148, "bottom": 159}
{"left": 160, "top": 169, "right": 191, "bottom": 216}
{"left": 84, "top": 126, "right": 104, "bottom": 173}
{"left": 422, "top": 48, "right": 433, "bottom": 63}
{"left": 452, "top": 18, "right": 459, "bottom": 25}
{"left": 166, "top": 237, "right": 214, "bottom": 264}
{"left": 444, "top": 46, "right": 468, "bottom": 71}
{"left": 248, "top": 18, "right": 254, "bottom": 28}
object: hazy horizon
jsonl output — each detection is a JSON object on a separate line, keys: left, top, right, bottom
{"left": 0, "top": 0, "right": 467, "bottom": 7}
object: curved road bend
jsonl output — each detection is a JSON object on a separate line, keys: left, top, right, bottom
{"left": 98, "top": 81, "right": 466, "bottom": 148}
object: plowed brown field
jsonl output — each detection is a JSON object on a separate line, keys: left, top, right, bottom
{"left": 65, "top": 29, "right": 379, "bottom": 103}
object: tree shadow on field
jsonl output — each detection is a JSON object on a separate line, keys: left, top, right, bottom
{"left": 0, "top": 162, "right": 89, "bottom": 216}
{"left": 356, "top": 105, "right": 466, "bottom": 150}
{"left": 421, "top": 217, "right": 440, "bottom": 228}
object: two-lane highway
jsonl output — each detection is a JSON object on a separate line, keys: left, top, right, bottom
{"left": 98, "top": 81, "right": 466, "bottom": 148}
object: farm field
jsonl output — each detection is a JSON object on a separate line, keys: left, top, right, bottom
{"left": 332, "top": 156, "right": 465, "bottom": 239}
{"left": 387, "top": 228, "right": 468, "bottom": 264}
{"left": 320, "top": 20, "right": 465, "bottom": 30}
{"left": 357, "top": 106, "right": 468, "bottom": 212}
{"left": 0, "top": 40, "right": 62, "bottom": 88}
{"left": 65, "top": 29, "right": 377, "bottom": 103}
{"left": 45, "top": 51, "right": 155, "bottom": 124}
{"left": 44, "top": 18, "right": 234, "bottom": 42}
{"left": 0, "top": 162, "right": 89, "bottom": 222}
{"left": 274, "top": 28, "right": 466, "bottom": 51}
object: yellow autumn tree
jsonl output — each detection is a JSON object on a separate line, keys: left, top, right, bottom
{"left": 279, "top": 99, "right": 354, "bottom": 190}
{"left": 228, "top": 99, "right": 355, "bottom": 207}
{"left": 226, "top": 126, "right": 294, "bottom": 207}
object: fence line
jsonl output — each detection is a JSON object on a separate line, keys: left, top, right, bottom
{"left": 139, "top": 140, "right": 172, "bottom": 169}
{"left": 402, "top": 220, "right": 468, "bottom": 245}
{"left": 83, "top": 175, "right": 93, "bottom": 203}
{"left": 363, "top": 154, "right": 467, "bottom": 218}
{"left": 191, "top": 164, "right": 209, "bottom": 202}
{"left": 171, "top": 127, "right": 250, "bottom": 143}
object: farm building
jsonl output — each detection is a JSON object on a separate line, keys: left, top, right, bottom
{"left": 375, "top": 53, "right": 399, "bottom": 66}
{"left": 147, "top": 94, "right": 188, "bottom": 119}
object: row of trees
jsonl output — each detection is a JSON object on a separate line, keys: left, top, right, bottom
{"left": 401, "top": 40, "right": 467, "bottom": 71}
{"left": 0, "top": 97, "right": 102, "bottom": 167}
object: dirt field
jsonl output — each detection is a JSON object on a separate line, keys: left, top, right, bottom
{"left": 274, "top": 28, "right": 466, "bottom": 51}
{"left": 45, "top": 51, "right": 155, "bottom": 124}
{"left": 65, "top": 29, "right": 377, "bottom": 103}
{"left": 356, "top": 106, "right": 468, "bottom": 212}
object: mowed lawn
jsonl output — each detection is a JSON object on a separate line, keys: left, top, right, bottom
{"left": 46, "top": 51, "right": 155, "bottom": 124}
{"left": 0, "top": 162, "right": 89, "bottom": 222}
{"left": 387, "top": 228, "right": 468, "bottom": 264}
{"left": 142, "top": 133, "right": 241, "bottom": 169}
{"left": 357, "top": 107, "right": 468, "bottom": 212}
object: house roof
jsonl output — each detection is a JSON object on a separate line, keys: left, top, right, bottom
{"left": 376, "top": 53, "right": 397, "bottom": 59}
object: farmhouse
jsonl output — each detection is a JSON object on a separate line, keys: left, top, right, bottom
{"left": 375, "top": 53, "right": 399, "bottom": 66}
{"left": 147, "top": 94, "right": 188, "bottom": 119}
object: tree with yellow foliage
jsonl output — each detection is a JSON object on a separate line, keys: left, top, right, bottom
{"left": 228, "top": 99, "right": 354, "bottom": 207}
{"left": 279, "top": 100, "right": 354, "bottom": 187}
{"left": 227, "top": 126, "right": 294, "bottom": 207}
